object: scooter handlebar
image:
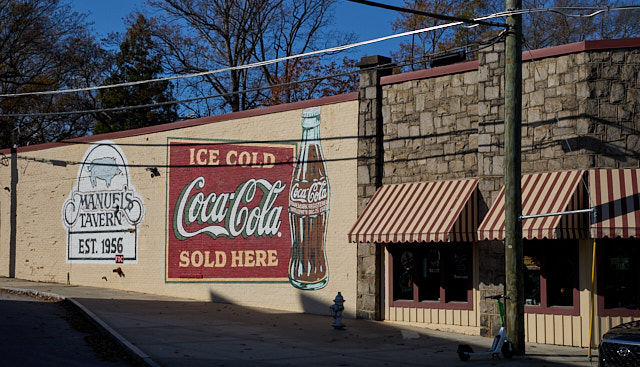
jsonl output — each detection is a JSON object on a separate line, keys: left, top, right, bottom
{"left": 484, "top": 295, "right": 510, "bottom": 300}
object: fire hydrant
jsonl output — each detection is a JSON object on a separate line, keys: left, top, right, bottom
{"left": 330, "top": 292, "right": 345, "bottom": 329}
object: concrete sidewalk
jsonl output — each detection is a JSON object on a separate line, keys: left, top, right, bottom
{"left": 0, "top": 278, "right": 599, "bottom": 367}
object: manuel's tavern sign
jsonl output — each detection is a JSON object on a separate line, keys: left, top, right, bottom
{"left": 62, "top": 140, "right": 145, "bottom": 264}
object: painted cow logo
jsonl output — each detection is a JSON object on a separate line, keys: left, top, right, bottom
{"left": 88, "top": 157, "right": 122, "bottom": 188}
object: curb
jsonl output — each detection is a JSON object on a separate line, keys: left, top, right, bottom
{"left": 0, "top": 286, "right": 161, "bottom": 367}
{"left": 1, "top": 286, "right": 65, "bottom": 301}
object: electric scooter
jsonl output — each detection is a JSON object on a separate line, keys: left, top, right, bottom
{"left": 457, "top": 295, "right": 514, "bottom": 361}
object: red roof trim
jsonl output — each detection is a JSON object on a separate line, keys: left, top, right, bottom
{"left": 381, "top": 60, "right": 478, "bottom": 85}
{"left": 523, "top": 38, "right": 640, "bottom": 60}
{"left": 2, "top": 92, "right": 358, "bottom": 154}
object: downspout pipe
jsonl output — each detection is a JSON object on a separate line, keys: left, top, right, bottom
{"left": 9, "top": 145, "right": 17, "bottom": 277}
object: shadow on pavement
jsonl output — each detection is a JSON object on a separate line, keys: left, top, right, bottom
{"left": 0, "top": 290, "right": 136, "bottom": 366}
{"left": 67, "top": 289, "right": 592, "bottom": 367}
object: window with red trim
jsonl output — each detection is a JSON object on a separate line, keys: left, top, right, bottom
{"left": 598, "top": 238, "right": 640, "bottom": 317}
{"left": 523, "top": 239, "right": 579, "bottom": 315}
{"left": 389, "top": 243, "right": 472, "bottom": 309}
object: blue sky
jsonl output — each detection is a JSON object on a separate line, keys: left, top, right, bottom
{"left": 72, "top": 0, "right": 403, "bottom": 60}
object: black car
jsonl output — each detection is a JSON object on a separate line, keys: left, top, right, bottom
{"left": 599, "top": 320, "right": 640, "bottom": 366}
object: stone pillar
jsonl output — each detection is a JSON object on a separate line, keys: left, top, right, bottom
{"left": 476, "top": 34, "right": 507, "bottom": 336}
{"left": 477, "top": 33, "right": 506, "bottom": 195}
{"left": 356, "top": 55, "right": 392, "bottom": 320}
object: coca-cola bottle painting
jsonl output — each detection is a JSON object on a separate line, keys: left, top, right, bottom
{"left": 288, "top": 107, "right": 330, "bottom": 290}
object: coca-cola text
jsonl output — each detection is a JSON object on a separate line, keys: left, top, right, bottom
{"left": 173, "top": 176, "right": 286, "bottom": 240}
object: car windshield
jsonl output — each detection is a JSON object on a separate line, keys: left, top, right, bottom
{"left": 606, "top": 334, "right": 640, "bottom": 343}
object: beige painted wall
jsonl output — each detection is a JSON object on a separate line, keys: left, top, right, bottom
{"left": 0, "top": 99, "right": 359, "bottom": 316}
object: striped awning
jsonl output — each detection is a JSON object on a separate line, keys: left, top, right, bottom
{"left": 478, "top": 170, "right": 588, "bottom": 240}
{"left": 348, "top": 179, "right": 478, "bottom": 243}
{"left": 590, "top": 169, "right": 640, "bottom": 238}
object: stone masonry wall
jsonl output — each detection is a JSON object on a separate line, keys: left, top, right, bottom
{"left": 357, "top": 39, "right": 640, "bottom": 333}
{"left": 520, "top": 48, "right": 640, "bottom": 172}
{"left": 381, "top": 72, "right": 479, "bottom": 184}
{"left": 356, "top": 56, "right": 392, "bottom": 320}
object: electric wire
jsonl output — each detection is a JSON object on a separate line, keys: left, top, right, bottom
{"left": 495, "top": 5, "right": 640, "bottom": 19}
{"left": 6, "top": 40, "right": 493, "bottom": 118}
{"left": 0, "top": 5, "right": 637, "bottom": 115}
{"left": 0, "top": 69, "right": 359, "bottom": 117}
{"left": 0, "top": 10, "right": 632, "bottom": 173}
{"left": 0, "top": 64, "right": 376, "bottom": 118}
{"left": 0, "top": 7, "right": 517, "bottom": 99}
{"left": 0, "top": 19, "right": 487, "bottom": 99}
{"left": 0, "top": 36, "right": 506, "bottom": 119}
{"left": 0, "top": 5, "right": 635, "bottom": 100}
{"left": 346, "top": 0, "right": 505, "bottom": 27}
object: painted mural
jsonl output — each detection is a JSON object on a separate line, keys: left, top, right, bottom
{"left": 166, "top": 107, "right": 331, "bottom": 290}
{"left": 166, "top": 138, "right": 295, "bottom": 282}
{"left": 62, "top": 140, "right": 145, "bottom": 264}
{"left": 288, "top": 107, "right": 330, "bottom": 290}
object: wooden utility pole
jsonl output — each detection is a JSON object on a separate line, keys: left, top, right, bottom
{"left": 504, "top": 0, "right": 524, "bottom": 355}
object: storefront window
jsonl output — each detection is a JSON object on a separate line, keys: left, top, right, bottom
{"left": 523, "top": 239, "right": 579, "bottom": 315}
{"left": 390, "top": 243, "right": 472, "bottom": 309}
{"left": 524, "top": 253, "right": 541, "bottom": 305}
{"left": 598, "top": 239, "right": 640, "bottom": 316}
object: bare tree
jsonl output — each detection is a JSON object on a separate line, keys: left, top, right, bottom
{"left": 147, "top": 0, "right": 355, "bottom": 116}
{"left": 0, "top": 0, "right": 107, "bottom": 149}
{"left": 391, "top": 0, "right": 493, "bottom": 71}
{"left": 256, "top": 0, "right": 356, "bottom": 105}
{"left": 94, "top": 14, "right": 178, "bottom": 134}
{"left": 523, "top": 0, "right": 640, "bottom": 50}
{"left": 390, "top": 0, "right": 640, "bottom": 70}
{"left": 148, "top": 0, "right": 281, "bottom": 115}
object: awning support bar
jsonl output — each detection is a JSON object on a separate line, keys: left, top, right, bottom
{"left": 519, "top": 208, "right": 595, "bottom": 221}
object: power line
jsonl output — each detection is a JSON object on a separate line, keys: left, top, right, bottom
{"left": 3, "top": 32, "right": 508, "bottom": 119}
{"left": 501, "top": 5, "right": 640, "bottom": 18}
{"left": 346, "top": 0, "right": 506, "bottom": 28}
{"left": 0, "top": 5, "right": 636, "bottom": 102}
{"left": 2, "top": 41, "right": 497, "bottom": 119}
{"left": 0, "top": 31, "right": 409, "bottom": 99}
{"left": 0, "top": 9, "right": 509, "bottom": 100}
{"left": 0, "top": 33, "right": 488, "bottom": 119}
{"left": 0, "top": 67, "right": 365, "bottom": 118}
{"left": 2, "top": 1, "right": 623, "bottom": 120}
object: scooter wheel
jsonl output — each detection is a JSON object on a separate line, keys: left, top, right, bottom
{"left": 501, "top": 340, "right": 514, "bottom": 359}
{"left": 457, "top": 344, "right": 473, "bottom": 361}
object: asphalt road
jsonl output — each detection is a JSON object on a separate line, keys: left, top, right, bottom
{"left": 0, "top": 290, "right": 138, "bottom": 367}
